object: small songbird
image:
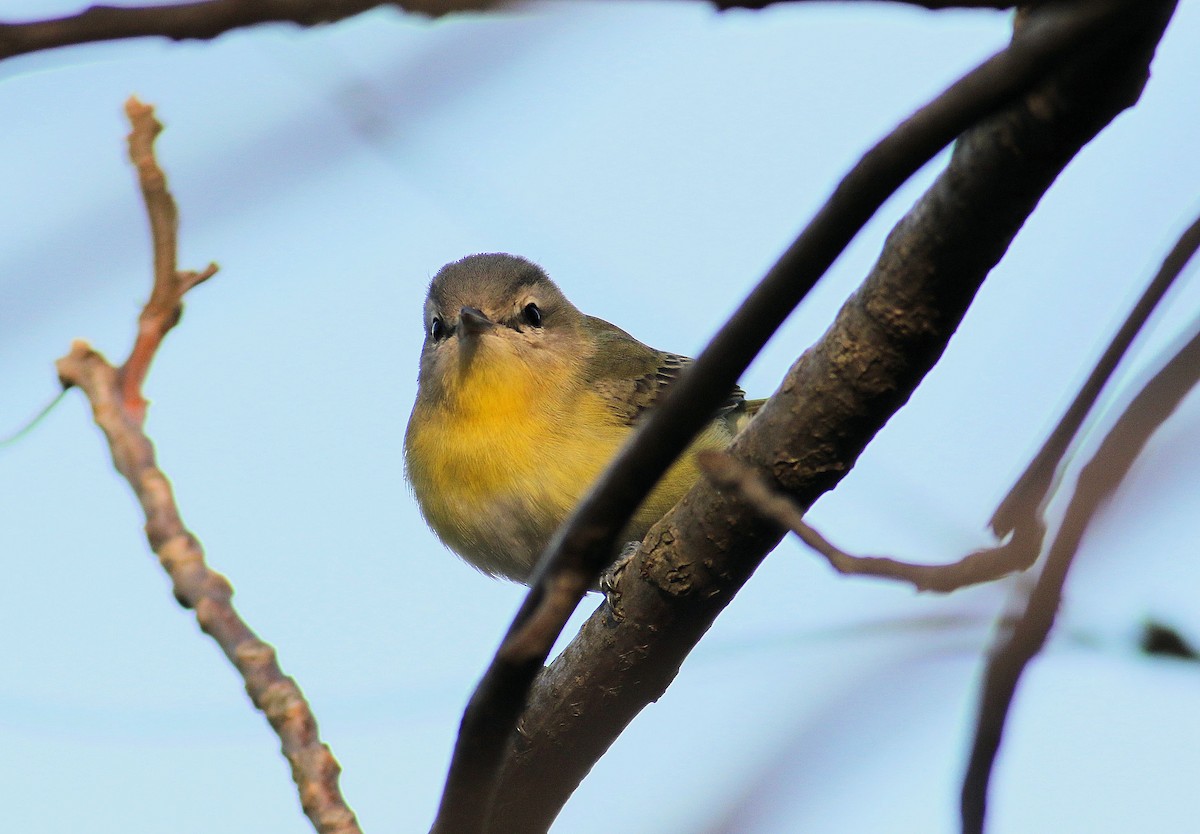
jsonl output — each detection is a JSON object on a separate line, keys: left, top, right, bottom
{"left": 404, "top": 253, "right": 761, "bottom": 583}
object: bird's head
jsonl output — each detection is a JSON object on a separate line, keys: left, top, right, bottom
{"left": 416, "top": 253, "right": 586, "bottom": 411}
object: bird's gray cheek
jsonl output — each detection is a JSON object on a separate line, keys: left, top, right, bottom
{"left": 418, "top": 350, "right": 445, "bottom": 388}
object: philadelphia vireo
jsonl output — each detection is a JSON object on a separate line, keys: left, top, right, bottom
{"left": 404, "top": 253, "right": 761, "bottom": 583}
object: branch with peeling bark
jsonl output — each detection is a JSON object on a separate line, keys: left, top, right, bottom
{"left": 55, "top": 98, "right": 360, "bottom": 834}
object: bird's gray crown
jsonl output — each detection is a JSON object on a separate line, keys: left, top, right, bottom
{"left": 426, "top": 253, "right": 567, "bottom": 317}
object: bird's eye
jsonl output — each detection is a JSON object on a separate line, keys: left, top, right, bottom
{"left": 522, "top": 303, "right": 542, "bottom": 328}
{"left": 430, "top": 317, "right": 445, "bottom": 341}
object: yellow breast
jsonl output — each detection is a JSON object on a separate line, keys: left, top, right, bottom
{"left": 404, "top": 348, "right": 732, "bottom": 582}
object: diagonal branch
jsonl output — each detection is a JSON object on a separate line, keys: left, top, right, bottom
{"left": 55, "top": 99, "right": 360, "bottom": 834}
{"left": 988, "top": 210, "right": 1200, "bottom": 542}
{"left": 431, "top": 2, "right": 1171, "bottom": 832}
{"left": 960, "top": 209, "right": 1200, "bottom": 834}
{"left": 698, "top": 206, "right": 1200, "bottom": 594}
{"left": 482, "top": 2, "right": 1176, "bottom": 831}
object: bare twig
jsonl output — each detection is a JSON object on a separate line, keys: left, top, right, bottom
{"left": 432, "top": 3, "right": 1161, "bottom": 832}
{"left": 989, "top": 211, "right": 1200, "bottom": 542}
{"left": 119, "top": 97, "right": 218, "bottom": 422}
{"left": 55, "top": 99, "right": 360, "bottom": 834}
{"left": 961, "top": 210, "right": 1200, "bottom": 834}
{"left": 0, "top": 0, "right": 499, "bottom": 61}
{"left": 0, "top": 389, "right": 68, "bottom": 446}
{"left": 699, "top": 451, "right": 1042, "bottom": 592}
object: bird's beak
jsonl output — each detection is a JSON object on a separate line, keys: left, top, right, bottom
{"left": 458, "top": 307, "right": 496, "bottom": 336}
{"left": 458, "top": 306, "right": 495, "bottom": 337}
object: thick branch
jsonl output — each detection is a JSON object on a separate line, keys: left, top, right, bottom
{"left": 0, "top": 0, "right": 497, "bottom": 61}
{"left": 699, "top": 197, "right": 1199, "bottom": 594}
{"left": 56, "top": 100, "right": 359, "bottom": 834}
{"left": 960, "top": 209, "right": 1200, "bottom": 834}
{"left": 484, "top": 2, "right": 1175, "bottom": 831}
{"left": 434, "top": 4, "right": 1122, "bottom": 831}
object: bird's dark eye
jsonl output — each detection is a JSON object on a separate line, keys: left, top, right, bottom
{"left": 430, "top": 316, "right": 446, "bottom": 341}
{"left": 522, "top": 303, "right": 542, "bottom": 328}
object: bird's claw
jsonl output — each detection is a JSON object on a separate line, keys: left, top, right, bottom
{"left": 600, "top": 541, "right": 640, "bottom": 621}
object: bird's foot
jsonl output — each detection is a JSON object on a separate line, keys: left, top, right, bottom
{"left": 600, "top": 540, "right": 640, "bottom": 621}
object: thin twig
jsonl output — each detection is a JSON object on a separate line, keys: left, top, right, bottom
{"left": 119, "top": 97, "right": 218, "bottom": 421}
{"left": 0, "top": 389, "right": 68, "bottom": 446}
{"left": 989, "top": 211, "right": 1200, "bottom": 541}
{"left": 55, "top": 99, "right": 360, "bottom": 834}
{"left": 0, "top": 0, "right": 498, "bottom": 62}
{"left": 699, "top": 451, "right": 1041, "bottom": 592}
{"left": 961, "top": 209, "right": 1200, "bottom": 834}
{"left": 432, "top": 3, "right": 1148, "bottom": 832}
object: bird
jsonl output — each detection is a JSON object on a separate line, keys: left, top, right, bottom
{"left": 404, "top": 253, "right": 761, "bottom": 584}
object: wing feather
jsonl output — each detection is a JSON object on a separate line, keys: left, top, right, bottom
{"left": 582, "top": 316, "right": 749, "bottom": 428}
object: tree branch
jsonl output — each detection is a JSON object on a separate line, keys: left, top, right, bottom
{"left": 699, "top": 450, "right": 1043, "bottom": 592}
{"left": 697, "top": 201, "right": 1200, "bottom": 594}
{"left": 0, "top": 0, "right": 497, "bottom": 62}
{"left": 55, "top": 98, "right": 360, "bottom": 834}
{"left": 479, "top": 2, "right": 1176, "bottom": 831}
{"left": 0, "top": 0, "right": 1038, "bottom": 66}
{"left": 960, "top": 209, "right": 1200, "bottom": 834}
{"left": 120, "top": 97, "right": 218, "bottom": 422}
{"left": 425, "top": 1, "right": 1172, "bottom": 832}
{"left": 988, "top": 212, "right": 1200, "bottom": 543}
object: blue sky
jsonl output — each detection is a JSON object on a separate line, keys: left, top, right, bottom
{"left": 1, "top": 3, "right": 1199, "bottom": 832}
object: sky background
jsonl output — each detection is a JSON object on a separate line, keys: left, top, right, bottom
{"left": 1, "top": 2, "right": 1199, "bottom": 832}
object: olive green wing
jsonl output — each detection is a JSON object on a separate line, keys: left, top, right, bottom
{"left": 582, "top": 315, "right": 753, "bottom": 430}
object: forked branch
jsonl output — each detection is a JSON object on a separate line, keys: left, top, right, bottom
{"left": 55, "top": 98, "right": 360, "bottom": 834}
{"left": 699, "top": 205, "right": 1200, "bottom": 595}
{"left": 479, "top": 3, "right": 1176, "bottom": 832}
{"left": 961, "top": 210, "right": 1200, "bottom": 834}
